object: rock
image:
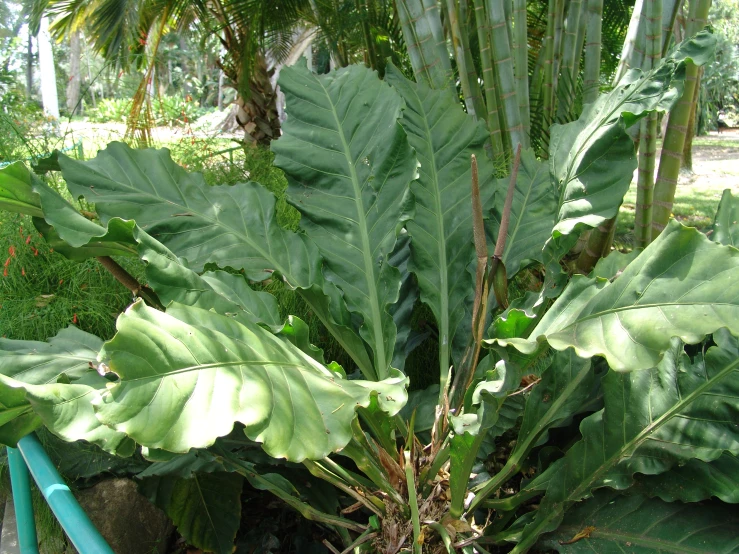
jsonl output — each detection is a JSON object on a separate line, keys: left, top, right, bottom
{"left": 73, "top": 478, "right": 173, "bottom": 554}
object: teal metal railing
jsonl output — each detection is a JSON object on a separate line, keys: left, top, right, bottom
{"left": 6, "top": 434, "right": 114, "bottom": 553}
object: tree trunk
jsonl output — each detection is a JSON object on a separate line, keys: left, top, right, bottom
{"left": 38, "top": 18, "right": 59, "bottom": 118}
{"left": 66, "top": 30, "right": 82, "bottom": 116}
{"left": 234, "top": 54, "right": 281, "bottom": 146}
{"left": 26, "top": 35, "right": 33, "bottom": 99}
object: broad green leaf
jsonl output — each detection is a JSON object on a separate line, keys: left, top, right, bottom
{"left": 385, "top": 64, "right": 497, "bottom": 386}
{"left": 139, "top": 234, "right": 281, "bottom": 329}
{"left": 32, "top": 176, "right": 137, "bottom": 256}
{"left": 591, "top": 249, "right": 639, "bottom": 279}
{"left": 492, "top": 221, "right": 739, "bottom": 371}
{"left": 488, "top": 291, "right": 548, "bottom": 341}
{"left": 512, "top": 332, "right": 739, "bottom": 551}
{"left": 632, "top": 453, "right": 739, "bottom": 503}
{"left": 712, "top": 188, "right": 739, "bottom": 247}
{"left": 388, "top": 234, "right": 420, "bottom": 373}
{"left": 450, "top": 356, "right": 523, "bottom": 517}
{"left": 94, "top": 301, "right": 408, "bottom": 461}
{"left": 469, "top": 350, "right": 592, "bottom": 513}
{"left": 0, "top": 162, "right": 43, "bottom": 217}
{"left": 141, "top": 471, "right": 243, "bottom": 554}
{"left": 37, "top": 429, "right": 147, "bottom": 481}
{"left": 0, "top": 328, "right": 133, "bottom": 454}
{"left": 273, "top": 63, "right": 416, "bottom": 380}
{"left": 58, "top": 143, "right": 318, "bottom": 283}
{"left": 539, "top": 490, "right": 739, "bottom": 553}
{"left": 57, "top": 143, "right": 374, "bottom": 378}
{"left": 547, "top": 31, "right": 717, "bottom": 262}
{"left": 486, "top": 150, "right": 557, "bottom": 277}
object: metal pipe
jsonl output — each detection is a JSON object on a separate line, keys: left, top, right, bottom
{"left": 7, "top": 447, "right": 40, "bottom": 553}
{"left": 16, "top": 435, "right": 114, "bottom": 554}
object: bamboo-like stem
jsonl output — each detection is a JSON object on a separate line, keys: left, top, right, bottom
{"left": 651, "top": 0, "right": 712, "bottom": 239}
{"left": 551, "top": 0, "right": 566, "bottom": 97}
{"left": 487, "top": 0, "right": 525, "bottom": 150}
{"left": 473, "top": 0, "right": 505, "bottom": 154}
{"left": 582, "top": 0, "right": 603, "bottom": 104}
{"left": 556, "top": 0, "right": 584, "bottom": 119}
{"left": 581, "top": 0, "right": 684, "bottom": 263}
{"left": 458, "top": 0, "right": 488, "bottom": 120}
{"left": 541, "top": 0, "right": 559, "bottom": 137}
{"left": 576, "top": 216, "right": 616, "bottom": 273}
{"left": 614, "top": 0, "right": 646, "bottom": 84}
{"left": 634, "top": 0, "right": 662, "bottom": 248}
{"left": 446, "top": 0, "right": 486, "bottom": 120}
{"left": 512, "top": 0, "right": 530, "bottom": 140}
{"left": 395, "top": 0, "right": 454, "bottom": 90}
{"left": 572, "top": 0, "right": 588, "bottom": 85}
{"left": 682, "top": 68, "right": 700, "bottom": 170}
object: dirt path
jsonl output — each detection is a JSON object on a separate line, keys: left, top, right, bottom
{"left": 683, "top": 131, "right": 739, "bottom": 194}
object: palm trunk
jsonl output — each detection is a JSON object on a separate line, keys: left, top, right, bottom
{"left": 634, "top": 0, "right": 662, "bottom": 248}
{"left": 235, "top": 54, "right": 281, "bottom": 146}
{"left": 487, "top": 0, "right": 526, "bottom": 151}
{"left": 582, "top": 0, "right": 603, "bottom": 104}
{"left": 651, "top": 0, "right": 711, "bottom": 239}
{"left": 66, "top": 30, "right": 82, "bottom": 116}
{"left": 473, "top": 0, "right": 505, "bottom": 155}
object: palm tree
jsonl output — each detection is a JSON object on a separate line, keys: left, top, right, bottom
{"left": 33, "top": 0, "right": 410, "bottom": 145}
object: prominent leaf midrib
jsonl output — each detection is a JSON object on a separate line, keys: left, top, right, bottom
{"left": 315, "top": 75, "right": 388, "bottom": 379}
{"left": 503, "top": 163, "right": 546, "bottom": 265}
{"left": 93, "top": 165, "right": 314, "bottom": 290}
{"left": 556, "top": 300, "right": 739, "bottom": 331}
{"left": 556, "top": 69, "right": 661, "bottom": 208}
{"left": 416, "top": 90, "right": 450, "bottom": 383}
{"left": 192, "top": 476, "right": 222, "bottom": 550}
{"left": 582, "top": 526, "right": 728, "bottom": 554}
{"left": 117, "top": 359, "right": 318, "bottom": 383}
{"left": 567, "top": 353, "right": 739, "bottom": 504}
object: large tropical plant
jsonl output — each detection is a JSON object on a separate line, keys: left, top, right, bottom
{"left": 1, "top": 30, "right": 736, "bottom": 554}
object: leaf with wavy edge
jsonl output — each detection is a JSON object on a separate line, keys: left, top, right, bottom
{"left": 490, "top": 221, "right": 739, "bottom": 371}
{"left": 469, "top": 350, "right": 592, "bottom": 512}
{"left": 0, "top": 162, "right": 43, "bottom": 217}
{"left": 385, "top": 63, "right": 497, "bottom": 389}
{"left": 273, "top": 63, "right": 416, "bottom": 380}
{"left": 94, "top": 301, "right": 408, "bottom": 461}
{"left": 139, "top": 233, "right": 281, "bottom": 329}
{"left": 0, "top": 327, "right": 133, "bottom": 454}
{"left": 547, "top": 30, "right": 717, "bottom": 263}
{"left": 712, "top": 189, "right": 739, "bottom": 247}
{"left": 632, "top": 452, "right": 739, "bottom": 503}
{"left": 486, "top": 149, "right": 557, "bottom": 278}
{"left": 57, "top": 143, "right": 374, "bottom": 378}
{"left": 539, "top": 490, "right": 739, "bottom": 553}
{"left": 511, "top": 332, "right": 739, "bottom": 552}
